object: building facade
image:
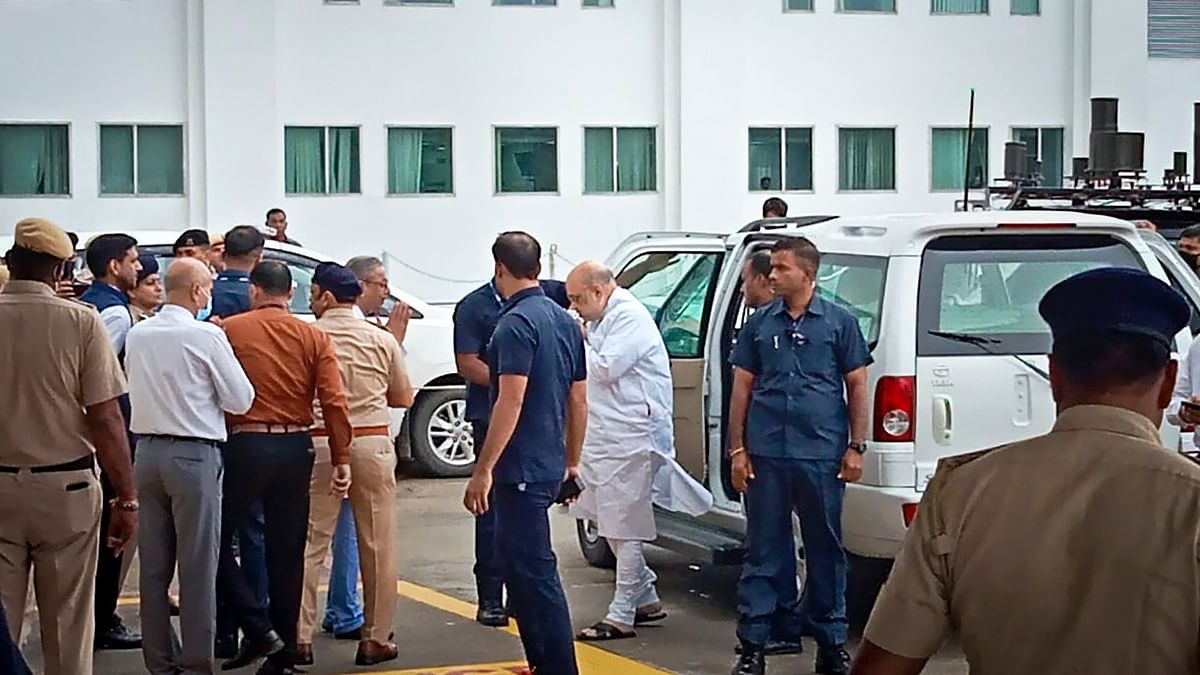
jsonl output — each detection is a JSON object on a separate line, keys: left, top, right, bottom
{"left": 2, "top": 0, "right": 1198, "bottom": 300}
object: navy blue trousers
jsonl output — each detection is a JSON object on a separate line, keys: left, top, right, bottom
{"left": 472, "top": 421, "right": 505, "bottom": 607}
{"left": 737, "top": 456, "right": 848, "bottom": 649}
{"left": 494, "top": 481, "right": 577, "bottom": 675}
{"left": 0, "top": 596, "right": 31, "bottom": 675}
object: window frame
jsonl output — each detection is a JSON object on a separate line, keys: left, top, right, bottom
{"left": 384, "top": 0, "right": 453, "bottom": 5}
{"left": 283, "top": 124, "right": 362, "bottom": 197}
{"left": 836, "top": 125, "right": 897, "bottom": 193}
{"left": 837, "top": 0, "right": 898, "bottom": 13}
{"left": 782, "top": 0, "right": 815, "bottom": 12}
{"left": 1010, "top": 0, "right": 1038, "bottom": 15}
{"left": 747, "top": 125, "right": 815, "bottom": 194}
{"left": 492, "top": 0, "right": 557, "bottom": 6}
{"left": 930, "top": 0, "right": 989, "bottom": 15}
{"left": 582, "top": 125, "right": 658, "bottom": 195}
{"left": 929, "top": 125, "right": 990, "bottom": 193}
{"left": 96, "top": 122, "right": 187, "bottom": 198}
{"left": 384, "top": 124, "right": 456, "bottom": 198}
{"left": 493, "top": 125, "right": 560, "bottom": 196}
{"left": 582, "top": 0, "right": 614, "bottom": 7}
{"left": 1008, "top": 125, "right": 1066, "bottom": 187}
{"left": 0, "top": 121, "right": 72, "bottom": 198}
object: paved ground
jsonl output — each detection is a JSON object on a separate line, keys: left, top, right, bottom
{"left": 23, "top": 475, "right": 968, "bottom": 674}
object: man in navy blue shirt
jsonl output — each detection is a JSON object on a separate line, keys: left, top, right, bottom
{"left": 453, "top": 267, "right": 569, "bottom": 628}
{"left": 728, "top": 237, "right": 872, "bottom": 675}
{"left": 211, "top": 226, "right": 264, "bottom": 319}
{"left": 463, "top": 232, "right": 586, "bottom": 675}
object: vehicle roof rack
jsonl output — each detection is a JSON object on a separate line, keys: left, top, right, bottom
{"left": 738, "top": 215, "right": 839, "bottom": 233}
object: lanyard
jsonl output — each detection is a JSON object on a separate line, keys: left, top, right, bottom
{"left": 489, "top": 280, "right": 503, "bottom": 307}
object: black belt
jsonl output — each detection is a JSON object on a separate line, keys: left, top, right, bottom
{"left": 0, "top": 455, "right": 94, "bottom": 474}
{"left": 143, "top": 434, "right": 220, "bottom": 447}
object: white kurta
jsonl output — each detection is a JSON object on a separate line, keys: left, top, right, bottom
{"left": 570, "top": 288, "right": 712, "bottom": 541}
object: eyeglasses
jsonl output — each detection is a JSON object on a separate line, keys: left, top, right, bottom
{"left": 364, "top": 280, "right": 389, "bottom": 289}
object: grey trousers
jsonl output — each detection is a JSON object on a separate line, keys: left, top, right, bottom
{"left": 135, "top": 437, "right": 223, "bottom": 675}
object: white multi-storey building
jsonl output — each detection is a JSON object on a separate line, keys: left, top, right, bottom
{"left": 2, "top": 0, "right": 1199, "bottom": 300}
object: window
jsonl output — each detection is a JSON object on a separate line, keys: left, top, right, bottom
{"left": 841, "top": 0, "right": 895, "bottom": 11}
{"left": 0, "top": 124, "right": 69, "bottom": 196}
{"left": 584, "top": 127, "right": 656, "bottom": 193}
{"left": 495, "top": 0, "right": 555, "bottom": 5}
{"left": 748, "top": 127, "right": 813, "bottom": 191}
{"left": 917, "top": 234, "right": 1143, "bottom": 356}
{"left": 816, "top": 254, "right": 888, "bottom": 346}
{"left": 931, "top": 127, "right": 988, "bottom": 191}
{"left": 839, "top": 128, "right": 895, "bottom": 191}
{"left": 1012, "top": 127, "right": 1064, "bottom": 187}
{"left": 495, "top": 127, "right": 558, "bottom": 193}
{"left": 386, "top": 0, "right": 452, "bottom": 4}
{"left": 932, "top": 0, "right": 988, "bottom": 13}
{"left": 387, "top": 127, "right": 453, "bottom": 195}
{"left": 583, "top": 0, "right": 613, "bottom": 6}
{"left": 1149, "top": 0, "right": 1200, "bottom": 58}
{"left": 1011, "top": 0, "right": 1037, "bottom": 14}
{"left": 99, "top": 124, "right": 184, "bottom": 196}
{"left": 785, "top": 0, "right": 813, "bottom": 9}
{"left": 284, "top": 126, "right": 360, "bottom": 195}
{"left": 617, "top": 251, "right": 723, "bottom": 358}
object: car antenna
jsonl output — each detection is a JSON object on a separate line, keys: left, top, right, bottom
{"left": 961, "top": 88, "right": 976, "bottom": 213}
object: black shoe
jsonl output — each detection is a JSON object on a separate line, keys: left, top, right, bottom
{"left": 333, "top": 625, "right": 363, "bottom": 641}
{"left": 221, "top": 630, "right": 285, "bottom": 671}
{"left": 94, "top": 623, "right": 142, "bottom": 650}
{"left": 736, "top": 639, "right": 803, "bottom": 656}
{"left": 731, "top": 649, "right": 766, "bottom": 675}
{"left": 477, "top": 604, "right": 510, "bottom": 627}
{"left": 214, "top": 635, "right": 239, "bottom": 660}
{"left": 816, "top": 645, "right": 851, "bottom": 675}
{"left": 255, "top": 661, "right": 305, "bottom": 675}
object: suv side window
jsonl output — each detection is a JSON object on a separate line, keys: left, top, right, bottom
{"left": 617, "top": 251, "right": 723, "bottom": 358}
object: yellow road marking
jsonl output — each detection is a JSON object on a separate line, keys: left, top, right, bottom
{"left": 364, "top": 663, "right": 527, "bottom": 674}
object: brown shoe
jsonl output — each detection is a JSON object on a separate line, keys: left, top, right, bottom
{"left": 294, "top": 643, "right": 313, "bottom": 666}
{"left": 355, "top": 640, "right": 399, "bottom": 667}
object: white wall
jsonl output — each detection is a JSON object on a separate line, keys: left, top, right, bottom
{"left": 3, "top": 0, "right": 1200, "bottom": 301}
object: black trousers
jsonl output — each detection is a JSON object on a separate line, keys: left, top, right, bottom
{"left": 216, "top": 432, "right": 314, "bottom": 666}
{"left": 95, "top": 395, "right": 135, "bottom": 632}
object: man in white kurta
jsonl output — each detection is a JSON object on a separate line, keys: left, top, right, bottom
{"left": 566, "top": 261, "right": 712, "bottom": 641}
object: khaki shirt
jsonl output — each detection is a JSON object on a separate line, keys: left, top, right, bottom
{"left": 865, "top": 405, "right": 1200, "bottom": 674}
{"left": 0, "top": 281, "right": 127, "bottom": 466}
{"left": 312, "top": 307, "right": 411, "bottom": 431}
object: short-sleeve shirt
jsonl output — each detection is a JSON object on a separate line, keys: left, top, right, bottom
{"left": 486, "top": 285, "right": 586, "bottom": 484}
{"left": 729, "top": 295, "right": 873, "bottom": 460}
{"left": 453, "top": 279, "right": 569, "bottom": 423}
{"left": 0, "top": 281, "right": 127, "bottom": 466}
{"left": 865, "top": 405, "right": 1200, "bottom": 674}
{"left": 312, "top": 307, "right": 411, "bottom": 430}
{"left": 212, "top": 269, "right": 252, "bottom": 318}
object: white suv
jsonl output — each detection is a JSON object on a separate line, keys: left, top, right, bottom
{"left": 576, "top": 212, "right": 1200, "bottom": 625}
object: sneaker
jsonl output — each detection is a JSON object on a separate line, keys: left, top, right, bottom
{"left": 815, "top": 644, "right": 851, "bottom": 675}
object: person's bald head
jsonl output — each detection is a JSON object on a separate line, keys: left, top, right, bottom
{"left": 164, "top": 257, "right": 214, "bottom": 317}
{"left": 566, "top": 260, "right": 617, "bottom": 322}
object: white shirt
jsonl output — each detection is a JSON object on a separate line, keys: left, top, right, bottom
{"left": 1170, "top": 338, "right": 1200, "bottom": 448}
{"left": 97, "top": 291, "right": 133, "bottom": 354}
{"left": 125, "top": 304, "right": 255, "bottom": 441}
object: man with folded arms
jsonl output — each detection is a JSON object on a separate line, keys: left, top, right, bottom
{"left": 126, "top": 257, "right": 255, "bottom": 675}
{"left": 217, "top": 261, "right": 353, "bottom": 675}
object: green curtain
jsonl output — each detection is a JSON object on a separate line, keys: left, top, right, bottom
{"left": 137, "top": 125, "right": 184, "bottom": 194}
{"left": 786, "top": 0, "right": 813, "bottom": 9}
{"left": 584, "top": 128, "right": 614, "bottom": 192}
{"left": 1011, "top": 0, "right": 1037, "bottom": 14}
{"left": 784, "top": 128, "right": 813, "bottom": 190}
{"left": 839, "top": 128, "right": 895, "bottom": 190}
{"left": 99, "top": 125, "right": 134, "bottom": 194}
{"left": 496, "top": 128, "right": 557, "bottom": 193}
{"left": 932, "top": 0, "right": 988, "bottom": 12}
{"left": 388, "top": 128, "right": 424, "bottom": 194}
{"left": 932, "top": 128, "right": 988, "bottom": 190}
{"left": 285, "top": 127, "right": 324, "bottom": 194}
{"left": 748, "top": 128, "right": 782, "bottom": 191}
{"left": 0, "top": 124, "right": 69, "bottom": 195}
{"left": 583, "top": 0, "right": 614, "bottom": 5}
{"left": 1041, "top": 128, "right": 1064, "bottom": 187}
{"left": 328, "top": 127, "right": 360, "bottom": 194}
{"left": 617, "top": 127, "right": 656, "bottom": 192}
{"left": 842, "top": 0, "right": 894, "bottom": 10}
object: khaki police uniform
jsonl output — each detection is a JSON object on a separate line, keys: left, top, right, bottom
{"left": 865, "top": 405, "right": 1200, "bottom": 674}
{"left": 299, "top": 306, "right": 411, "bottom": 646}
{"left": 0, "top": 219, "right": 128, "bottom": 675}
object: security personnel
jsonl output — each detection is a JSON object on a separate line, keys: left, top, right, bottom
{"left": 0, "top": 218, "right": 138, "bottom": 675}
{"left": 729, "top": 237, "right": 872, "bottom": 675}
{"left": 463, "top": 232, "right": 587, "bottom": 675}
{"left": 212, "top": 225, "right": 265, "bottom": 319}
{"left": 853, "top": 267, "right": 1200, "bottom": 675}
{"left": 173, "top": 229, "right": 211, "bottom": 261}
{"left": 453, "top": 263, "right": 569, "bottom": 627}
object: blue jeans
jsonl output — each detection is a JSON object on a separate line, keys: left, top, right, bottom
{"left": 322, "top": 499, "right": 364, "bottom": 633}
{"left": 494, "top": 481, "right": 578, "bottom": 675}
{"left": 737, "top": 456, "right": 848, "bottom": 649}
{"left": 472, "top": 421, "right": 505, "bottom": 608}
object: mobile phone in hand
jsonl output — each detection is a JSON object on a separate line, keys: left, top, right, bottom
{"left": 1183, "top": 400, "right": 1200, "bottom": 413}
{"left": 555, "top": 476, "right": 584, "bottom": 504}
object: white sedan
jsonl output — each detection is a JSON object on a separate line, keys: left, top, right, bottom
{"left": 1, "top": 230, "right": 476, "bottom": 477}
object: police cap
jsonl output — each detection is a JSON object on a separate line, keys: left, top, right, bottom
{"left": 1039, "top": 267, "right": 1190, "bottom": 348}
{"left": 14, "top": 218, "right": 74, "bottom": 260}
{"left": 173, "top": 229, "right": 210, "bottom": 253}
{"left": 136, "top": 253, "right": 159, "bottom": 283}
{"left": 313, "top": 262, "right": 363, "bottom": 301}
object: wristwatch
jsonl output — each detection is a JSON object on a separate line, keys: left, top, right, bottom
{"left": 848, "top": 441, "right": 867, "bottom": 453}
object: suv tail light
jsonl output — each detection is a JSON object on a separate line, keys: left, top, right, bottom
{"left": 874, "top": 376, "right": 915, "bottom": 443}
{"left": 902, "top": 503, "right": 919, "bottom": 527}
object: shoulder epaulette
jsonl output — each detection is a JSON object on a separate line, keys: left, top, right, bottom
{"left": 935, "top": 446, "right": 1004, "bottom": 473}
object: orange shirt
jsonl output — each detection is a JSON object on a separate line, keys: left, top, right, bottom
{"left": 224, "top": 305, "right": 353, "bottom": 464}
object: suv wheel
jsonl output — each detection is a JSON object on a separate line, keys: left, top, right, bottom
{"left": 408, "top": 390, "right": 475, "bottom": 477}
{"left": 575, "top": 519, "right": 617, "bottom": 569}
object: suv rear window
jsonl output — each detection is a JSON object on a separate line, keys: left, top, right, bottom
{"left": 816, "top": 254, "right": 887, "bottom": 347}
{"left": 917, "top": 234, "right": 1145, "bottom": 356}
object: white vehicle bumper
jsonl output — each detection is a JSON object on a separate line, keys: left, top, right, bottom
{"left": 841, "top": 484, "right": 921, "bottom": 559}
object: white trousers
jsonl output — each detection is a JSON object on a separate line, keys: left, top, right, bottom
{"left": 605, "top": 539, "right": 660, "bottom": 626}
